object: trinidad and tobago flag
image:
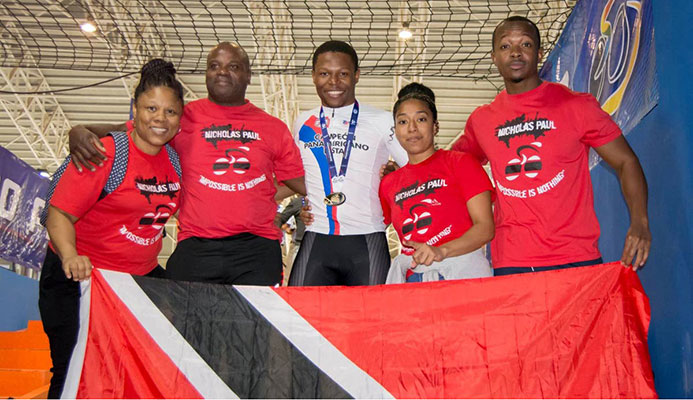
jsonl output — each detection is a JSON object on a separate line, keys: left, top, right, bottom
{"left": 62, "top": 262, "right": 656, "bottom": 398}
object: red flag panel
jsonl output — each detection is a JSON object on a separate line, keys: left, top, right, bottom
{"left": 275, "top": 262, "right": 656, "bottom": 398}
{"left": 76, "top": 269, "right": 202, "bottom": 399}
{"left": 71, "top": 263, "right": 655, "bottom": 398}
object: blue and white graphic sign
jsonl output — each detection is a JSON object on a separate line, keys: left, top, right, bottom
{"left": 540, "top": 0, "right": 658, "bottom": 167}
{"left": 0, "top": 146, "right": 49, "bottom": 270}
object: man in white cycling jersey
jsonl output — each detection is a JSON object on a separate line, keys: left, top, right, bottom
{"left": 288, "top": 40, "right": 408, "bottom": 286}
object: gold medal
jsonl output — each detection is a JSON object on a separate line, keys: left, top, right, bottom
{"left": 324, "top": 192, "right": 346, "bottom": 206}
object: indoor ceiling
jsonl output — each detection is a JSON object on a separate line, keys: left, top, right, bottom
{"left": 0, "top": 0, "right": 576, "bottom": 173}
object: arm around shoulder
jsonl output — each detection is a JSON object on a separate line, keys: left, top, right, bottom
{"left": 451, "top": 119, "right": 487, "bottom": 164}
{"left": 69, "top": 123, "right": 127, "bottom": 172}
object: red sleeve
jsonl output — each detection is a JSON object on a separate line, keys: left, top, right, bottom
{"left": 451, "top": 113, "right": 488, "bottom": 164}
{"left": 50, "top": 137, "right": 115, "bottom": 219}
{"left": 455, "top": 153, "right": 494, "bottom": 203}
{"left": 579, "top": 95, "right": 622, "bottom": 148}
{"left": 170, "top": 103, "right": 194, "bottom": 151}
{"left": 378, "top": 178, "right": 392, "bottom": 226}
{"left": 273, "top": 122, "right": 305, "bottom": 182}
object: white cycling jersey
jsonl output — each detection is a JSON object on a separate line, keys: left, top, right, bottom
{"left": 293, "top": 102, "right": 408, "bottom": 235}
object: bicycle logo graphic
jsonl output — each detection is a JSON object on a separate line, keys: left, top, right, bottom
{"left": 588, "top": 0, "right": 642, "bottom": 115}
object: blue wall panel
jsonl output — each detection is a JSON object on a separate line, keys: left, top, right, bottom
{"left": 591, "top": 0, "right": 693, "bottom": 396}
{"left": 0, "top": 267, "right": 39, "bottom": 331}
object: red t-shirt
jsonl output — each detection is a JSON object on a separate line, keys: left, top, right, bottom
{"left": 379, "top": 150, "right": 493, "bottom": 255}
{"left": 452, "top": 82, "right": 622, "bottom": 268}
{"left": 170, "top": 98, "right": 304, "bottom": 241}
{"left": 50, "top": 134, "right": 181, "bottom": 275}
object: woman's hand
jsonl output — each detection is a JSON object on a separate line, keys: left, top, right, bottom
{"left": 62, "top": 255, "right": 93, "bottom": 281}
{"left": 404, "top": 240, "right": 446, "bottom": 267}
{"left": 46, "top": 206, "right": 92, "bottom": 281}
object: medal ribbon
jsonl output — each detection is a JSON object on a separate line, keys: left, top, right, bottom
{"left": 318, "top": 101, "right": 359, "bottom": 187}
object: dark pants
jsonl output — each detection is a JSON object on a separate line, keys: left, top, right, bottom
{"left": 38, "top": 248, "right": 164, "bottom": 399}
{"left": 166, "top": 233, "right": 283, "bottom": 286}
{"left": 288, "top": 231, "right": 391, "bottom": 286}
{"left": 493, "top": 257, "right": 604, "bottom": 276}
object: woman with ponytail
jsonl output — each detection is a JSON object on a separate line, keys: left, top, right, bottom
{"left": 379, "top": 82, "right": 495, "bottom": 283}
{"left": 38, "top": 59, "right": 184, "bottom": 398}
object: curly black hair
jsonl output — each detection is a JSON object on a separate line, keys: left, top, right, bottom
{"left": 134, "top": 58, "right": 184, "bottom": 105}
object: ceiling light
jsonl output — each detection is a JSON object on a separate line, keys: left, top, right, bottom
{"left": 80, "top": 20, "right": 96, "bottom": 33}
{"left": 399, "top": 22, "right": 412, "bottom": 40}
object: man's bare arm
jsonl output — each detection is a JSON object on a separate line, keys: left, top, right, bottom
{"left": 274, "top": 181, "right": 297, "bottom": 202}
{"left": 595, "top": 135, "right": 651, "bottom": 270}
{"left": 281, "top": 176, "right": 306, "bottom": 196}
{"left": 69, "top": 123, "right": 126, "bottom": 172}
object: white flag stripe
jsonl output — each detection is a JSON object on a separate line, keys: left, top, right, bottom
{"left": 61, "top": 280, "right": 92, "bottom": 399}
{"left": 100, "top": 270, "right": 238, "bottom": 399}
{"left": 235, "top": 285, "right": 395, "bottom": 399}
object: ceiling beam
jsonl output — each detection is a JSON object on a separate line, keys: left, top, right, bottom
{"left": 83, "top": 0, "right": 199, "bottom": 103}
{"left": 0, "top": 5, "right": 73, "bottom": 170}
{"left": 391, "top": 1, "right": 430, "bottom": 102}
{"left": 248, "top": 1, "right": 300, "bottom": 127}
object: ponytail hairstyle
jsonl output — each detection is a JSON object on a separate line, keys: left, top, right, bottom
{"left": 133, "top": 58, "right": 184, "bottom": 105}
{"left": 392, "top": 82, "right": 437, "bottom": 121}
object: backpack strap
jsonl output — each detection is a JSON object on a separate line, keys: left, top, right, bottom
{"left": 164, "top": 143, "right": 182, "bottom": 179}
{"left": 99, "top": 131, "right": 130, "bottom": 200}
{"left": 40, "top": 132, "right": 129, "bottom": 227}
{"left": 39, "top": 156, "right": 72, "bottom": 226}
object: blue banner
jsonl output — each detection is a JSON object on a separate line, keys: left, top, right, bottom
{"left": 0, "top": 146, "right": 49, "bottom": 270}
{"left": 540, "top": 0, "right": 658, "bottom": 166}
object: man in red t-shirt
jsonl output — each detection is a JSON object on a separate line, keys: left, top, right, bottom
{"left": 68, "top": 42, "right": 306, "bottom": 285}
{"left": 452, "top": 16, "right": 651, "bottom": 275}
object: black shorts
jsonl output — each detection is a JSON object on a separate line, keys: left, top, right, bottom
{"left": 166, "top": 233, "right": 282, "bottom": 286}
{"left": 288, "top": 231, "right": 390, "bottom": 286}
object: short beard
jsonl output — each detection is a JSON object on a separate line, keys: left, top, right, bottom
{"left": 209, "top": 90, "right": 245, "bottom": 106}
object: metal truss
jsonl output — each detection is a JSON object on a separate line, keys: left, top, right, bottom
{"left": 248, "top": 1, "right": 300, "bottom": 128}
{"left": 391, "top": 0, "right": 430, "bottom": 102}
{"left": 0, "top": 5, "right": 72, "bottom": 170}
{"left": 0, "top": 0, "right": 202, "bottom": 173}
{"left": 0, "top": 66, "right": 71, "bottom": 170}
{"left": 80, "top": 0, "right": 198, "bottom": 101}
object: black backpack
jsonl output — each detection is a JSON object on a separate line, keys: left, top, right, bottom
{"left": 40, "top": 131, "right": 182, "bottom": 226}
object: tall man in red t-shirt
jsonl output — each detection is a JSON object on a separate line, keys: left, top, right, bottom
{"left": 452, "top": 16, "right": 651, "bottom": 275}
{"left": 68, "top": 42, "right": 306, "bottom": 285}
